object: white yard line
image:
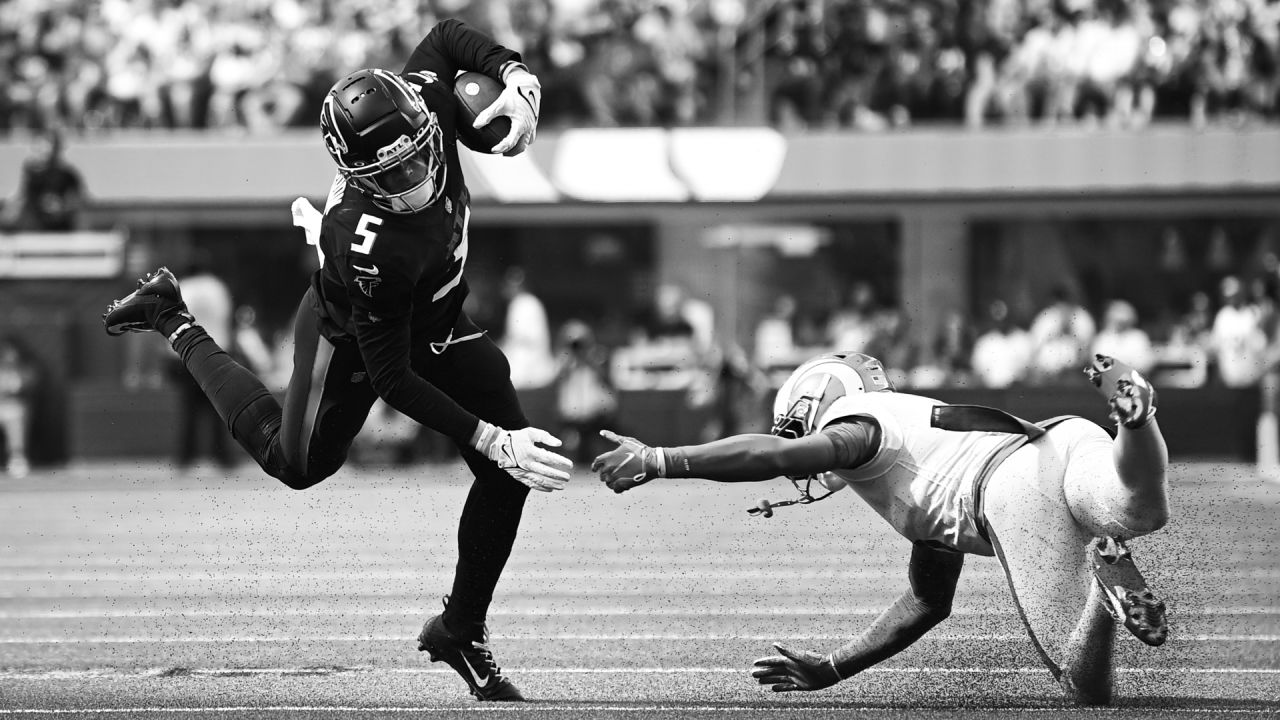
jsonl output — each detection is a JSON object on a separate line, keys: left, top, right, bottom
{"left": 0, "top": 706, "right": 1276, "bottom": 716}
{"left": 0, "top": 666, "right": 1278, "bottom": 679}
{"left": 0, "top": 634, "right": 1276, "bottom": 644}
{"left": 0, "top": 607, "right": 1274, "bottom": 618}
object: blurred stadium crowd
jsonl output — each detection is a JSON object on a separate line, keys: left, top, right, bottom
{"left": 2, "top": 0, "right": 1278, "bottom": 133}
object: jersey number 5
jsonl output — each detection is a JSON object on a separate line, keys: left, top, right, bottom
{"left": 352, "top": 214, "right": 382, "bottom": 254}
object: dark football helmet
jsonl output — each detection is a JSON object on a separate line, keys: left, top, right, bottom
{"left": 320, "top": 68, "right": 446, "bottom": 214}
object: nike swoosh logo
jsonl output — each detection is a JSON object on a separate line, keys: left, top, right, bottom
{"left": 459, "top": 653, "right": 489, "bottom": 686}
{"left": 352, "top": 264, "right": 379, "bottom": 276}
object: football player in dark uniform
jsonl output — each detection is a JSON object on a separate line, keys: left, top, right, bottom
{"left": 102, "top": 20, "right": 567, "bottom": 702}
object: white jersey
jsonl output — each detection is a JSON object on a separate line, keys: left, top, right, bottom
{"left": 819, "top": 392, "right": 1028, "bottom": 556}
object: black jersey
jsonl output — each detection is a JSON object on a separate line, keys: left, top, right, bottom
{"left": 309, "top": 20, "right": 520, "bottom": 442}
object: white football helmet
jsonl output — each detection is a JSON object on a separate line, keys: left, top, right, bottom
{"left": 770, "top": 351, "right": 894, "bottom": 441}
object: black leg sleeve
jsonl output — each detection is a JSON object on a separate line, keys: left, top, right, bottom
{"left": 424, "top": 325, "right": 532, "bottom": 636}
{"left": 170, "top": 326, "right": 297, "bottom": 483}
{"left": 445, "top": 446, "right": 531, "bottom": 636}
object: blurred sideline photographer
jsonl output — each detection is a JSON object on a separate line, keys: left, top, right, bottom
{"left": 167, "top": 261, "right": 235, "bottom": 472}
{"left": 0, "top": 336, "right": 37, "bottom": 478}
{"left": 1, "top": 128, "right": 86, "bottom": 232}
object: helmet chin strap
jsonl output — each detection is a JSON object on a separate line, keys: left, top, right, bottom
{"left": 748, "top": 476, "right": 841, "bottom": 518}
{"left": 755, "top": 374, "right": 839, "bottom": 517}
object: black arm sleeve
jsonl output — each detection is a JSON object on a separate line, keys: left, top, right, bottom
{"left": 660, "top": 417, "right": 879, "bottom": 482}
{"left": 350, "top": 293, "right": 481, "bottom": 445}
{"left": 820, "top": 418, "right": 880, "bottom": 469}
{"left": 829, "top": 542, "right": 964, "bottom": 678}
{"left": 401, "top": 18, "right": 521, "bottom": 82}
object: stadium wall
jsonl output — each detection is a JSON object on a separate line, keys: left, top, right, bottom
{"left": 4, "top": 127, "right": 1279, "bottom": 464}
{"left": 3, "top": 126, "right": 1279, "bottom": 206}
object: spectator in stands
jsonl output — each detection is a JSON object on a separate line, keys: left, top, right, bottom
{"left": 1030, "top": 285, "right": 1097, "bottom": 384}
{"left": 827, "top": 281, "right": 881, "bottom": 354}
{"left": 971, "top": 299, "right": 1034, "bottom": 388}
{"left": 875, "top": 307, "right": 917, "bottom": 389}
{"left": 1092, "top": 300, "right": 1156, "bottom": 374}
{"left": 1153, "top": 322, "right": 1210, "bottom": 388}
{"left": 231, "top": 305, "right": 277, "bottom": 385}
{"left": 3, "top": 0, "right": 1280, "bottom": 131}
{"left": 0, "top": 336, "right": 36, "bottom": 478}
{"left": 636, "top": 283, "right": 698, "bottom": 345}
{"left": 916, "top": 309, "right": 976, "bottom": 388}
{"left": 754, "top": 293, "right": 800, "bottom": 373}
{"left": 500, "top": 266, "right": 556, "bottom": 389}
{"left": 1, "top": 128, "right": 86, "bottom": 232}
{"left": 553, "top": 320, "right": 617, "bottom": 463}
{"left": 169, "top": 261, "right": 235, "bottom": 471}
{"left": 1212, "top": 275, "right": 1268, "bottom": 388}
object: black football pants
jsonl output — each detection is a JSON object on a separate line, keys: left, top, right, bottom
{"left": 170, "top": 289, "right": 531, "bottom": 633}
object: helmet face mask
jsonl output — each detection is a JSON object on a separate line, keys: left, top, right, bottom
{"left": 770, "top": 374, "right": 833, "bottom": 441}
{"left": 321, "top": 69, "right": 447, "bottom": 214}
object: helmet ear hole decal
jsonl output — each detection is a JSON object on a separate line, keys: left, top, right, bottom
{"left": 770, "top": 352, "right": 892, "bottom": 440}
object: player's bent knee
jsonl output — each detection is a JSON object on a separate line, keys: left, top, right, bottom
{"left": 274, "top": 466, "right": 331, "bottom": 491}
{"left": 1125, "top": 505, "right": 1169, "bottom": 536}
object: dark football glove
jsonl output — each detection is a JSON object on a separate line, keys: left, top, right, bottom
{"left": 591, "top": 429, "right": 662, "bottom": 493}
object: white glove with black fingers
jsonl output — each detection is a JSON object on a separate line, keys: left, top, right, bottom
{"left": 474, "top": 65, "right": 541, "bottom": 156}
{"left": 473, "top": 421, "right": 572, "bottom": 492}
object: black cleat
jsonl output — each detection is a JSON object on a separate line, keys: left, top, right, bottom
{"left": 1085, "top": 354, "right": 1157, "bottom": 429}
{"left": 1091, "top": 537, "right": 1168, "bottom": 646}
{"left": 417, "top": 599, "right": 524, "bottom": 702}
{"left": 103, "top": 267, "right": 192, "bottom": 337}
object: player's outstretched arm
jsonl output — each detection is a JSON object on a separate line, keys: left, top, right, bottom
{"left": 753, "top": 542, "right": 964, "bottom": 692}
{"left": 591, "top": 429, "right": 845, "bottom": 492}
{"left": 402, "top": 18, "right": 519, "bottom": 83}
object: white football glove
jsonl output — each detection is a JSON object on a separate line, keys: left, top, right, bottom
{"left": 473, "top": 421, "right": 572, "bottom": 492}
{"left": 473, "top": 67, "right": 541, "bottom": 155}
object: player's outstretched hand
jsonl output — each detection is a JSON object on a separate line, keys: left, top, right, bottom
{"left": 474, "top": 68, "right": 541, "bottom": 156}
{"left": 591, "top": 429, "right": 661, "bottom": 494}
{"left": 478, "top": 425, "right": 572, "bottom": 492}
{"left": 751, "top": 643, "right": 841, "bottom": 692}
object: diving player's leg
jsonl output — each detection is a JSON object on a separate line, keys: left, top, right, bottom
{"left": 1077, "top": 354, "right": 1170, "bottom": 537}
{"left": 1067, "top": 358, "right": 1170, "bottom": 647}
{"left": 983, "top": 437, "right": 1098, "bottom": 695}
{"left": 1058, "top": 579, "right": 1117, "bottom": 706}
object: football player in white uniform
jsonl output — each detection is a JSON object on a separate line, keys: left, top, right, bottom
{"left": 593, "top": 352, "right": 1169, "bottom": 706}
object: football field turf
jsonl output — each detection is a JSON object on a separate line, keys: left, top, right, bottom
{"left": 2, "top": 459, "right": 1277, "bottom": 719}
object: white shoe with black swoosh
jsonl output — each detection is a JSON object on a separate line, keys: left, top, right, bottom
{"left": 417, "top": 597, "right": 525, "bottom": 701}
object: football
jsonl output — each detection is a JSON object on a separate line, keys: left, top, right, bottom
{"left": 453, "top": 71, "right": 525, "bottom": 156}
